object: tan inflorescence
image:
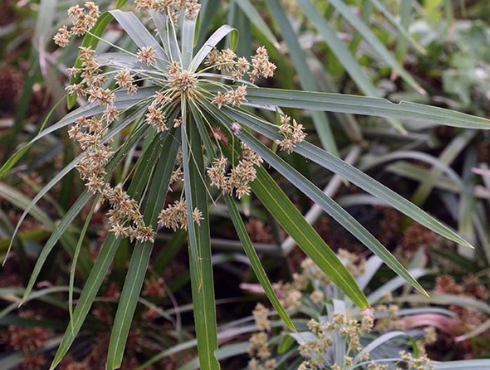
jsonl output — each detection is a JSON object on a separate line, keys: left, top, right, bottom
{"left": 54, "top": 0, "right": 285, "bottom": 242}
{"left": 276, "top": 114, "right": 307, "bottom": 153}
{"left": 247, "top": 251, "right": 438, "bottom": 370}
{"left": 206, "top": 143, "right": 263, "bottom": 199}
{"left": 248, "top": 303, "right": 276, "bottom": 370}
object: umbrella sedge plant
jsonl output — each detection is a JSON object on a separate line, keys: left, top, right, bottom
{"left": 2, "top": 1, "right": 490, "bottom": 369}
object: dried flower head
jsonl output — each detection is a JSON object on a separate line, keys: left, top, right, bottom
{"left": 137, "top": 46, "right": 157, "bottom": 65}
{"left": 276, "top": 115, "right": 307, "bottom": 153}
{"left": 252, "top": 303, "right": 270, "bottom": 332}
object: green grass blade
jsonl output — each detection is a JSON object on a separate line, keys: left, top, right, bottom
{"left": 21, "top": 191, "right": 92, "bottom": 302}
{"left": 196, "top": 0, "right": 221, "bottom": 48}
{"left": 265, "top": 0, "right": 338, "bottom": 156}
{"left": 181, "top": 112, "right": 220, "bottom": 369}
{"left": 251, "top": 166, "right": 368, "bottom": 308}
{"left": 368, "top": 0, "right": 426, "bottom": 55}
{"left": 191, "top": 25, "right": 237, "bottom": 72}
{"left": 150, "top": 10, "right": 180, "bottom": 63}
{"left": 106, "top": 244, "right": 154, "bottom": 370}
{"left": 296, "top": 0, "right": 377, "bottom": 97}
{"left": 7, "top": 108, "right": 146, "bottom": 255}
{"left": 0, "top": 184, "right": 55, "bottom": 230}
{"left": 110, "top": 10, "right": 167, "bottom": 67}
{"left": 243, "top": 88, "right": 490, "bottom": 129}
{"left": 19, "top": 112, "right": 148, "bottom": 298}
{"left": 367, "top": 268, "right": 428, "bottom": 304}
{"left": 181, "top": 9, "right": 198, "bottom": 68}
{"left": 38, "top": 88, "right": 155, "bottom": 143}
{"left": 329, "top": 0, "right": 424, "bottom": 94}
{"left": 49, "top": 129, "right": 166, "bottom": 369}
{"left": 68, "top": 197, "right": 98, "bottom": 328}
{"left": 106, "top": 130, "right": 179, "bottom": 369}
{"left": 50, "top": 234, "right": 121, "bottom": 369}
{"left": 234, "top": 0, "right": 279, "bottom": 48}
{"left": 0, "top": 98, "right": 62, "bottom": 180}
{"left": 395, "top": 0, "right": 412, "bottom": 63}
{"left": 412, "top": 131, "right": 475, "bottom": 206}
{"left": 237, "top": 129, "right": 427, "bottom": 296}
{"left": 224, "top": 195, "right": 296, "bottom": 331}
{"left": 224, "top": 107, "right": 473, "bottom": 249}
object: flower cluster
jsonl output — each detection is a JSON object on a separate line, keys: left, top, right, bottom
{"left": 65, "top": 46, "right": 154, "bottom": 243}
{"left": 249, "top": 47, "right": 276, "bottom": 83}
{"left": 276, "top": 114, "right": 307, "bottom": 153}
{"left": 135, "top": 0, "right": 201, "bottom": 21}
{"left": 115, "top": 69, "right": 138, "bottom": 94}
{"left": 399, "top": 351, "right": 434, "bottom": 370}
{"left": 248, "top": 304, "right": 276, "bottom": 370}
{"left": 206, "top": 47, "right": 276, "bottom": 83}
{"left": 53, "top": 2, "right": 100, "bottom": 47}
{"left": 137, "top": 46, "right": 157, "bottom": 65}
{"left": 158, "top": 200, "right": 203, "bottom": 231}
{"left": 212, "top": 84, "right": 248, "bottom": 108}
{"left": 206, "top": 143, "right": 263, "bottom": 199}
{"left": 53, "top": 0, "right": 281, "bottom": 243}
{"left": 69, "top": 118, "right": 153, "bottom": 243}
{"left": 297, "top": 309, "right": 374, "bottom": 370}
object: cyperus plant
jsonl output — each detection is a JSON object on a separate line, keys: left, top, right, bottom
{"left": 4, "top": 0, "right": 490, "bottom": 369}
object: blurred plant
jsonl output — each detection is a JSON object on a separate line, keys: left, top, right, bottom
{"left": 242, "top": 250, "right": 490, "bottom": 370}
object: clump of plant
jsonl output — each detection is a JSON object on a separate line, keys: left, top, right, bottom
{"left": 243, "top": 251, "right": 490, "bottom": 370}
{"left": 3, "top": 0, "right": 490, "bottom": 369}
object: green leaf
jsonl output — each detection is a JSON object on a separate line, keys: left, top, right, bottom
{"left": 329, "top": 0, "right": 425, "bottom": 94}
{"left": 20, "top": 112, "right": 149, "bottom": 300}
{"left": 0, "top": 99, "right": 61, "bottom": 180}
{"left": 225, "top": 107, "right": 473, "bottom": 248}
{"left": 367, "top": 268, "right": 428, "bottom": 304}
{"left": 224, "top": 195, "right": 296, "bottom": 331}
{"left": 196, "top": 0, "right": 221, "bottom": 48}
{"left": 191, "top": 25, "right": 237, "bottom": 71}
{"left": 21, "top": 191, "right": 92, "bottom": 302}
{"left": 368, "top": 0, "right": 426, "bottom": 55}
{"left": 432, "top": 360, "right": 490, "bottom": 370}
{"left": 109, "top": 10, "right": 167, "bottom": 67}
{"left": 243, "top": 88, "right": 490, "bottom": 130}
{"left": 107, "top": 130, "right": 179, "bottom": 369}
{"left": 235, "top": 128, "right": 427, "bottom": 296}
{"left": 0, "top": 184, "right": 55, "bottom": 230}
{"left": 234, "top": 0, "right": 279, "bottom": 48}
{"left": 251, "top": 166, "right": 368, "bottom": 308}
{"left": 38, "top": 90, "right": 155, "bottom": 144}
{"left": 353, "top": 331, "right": 417, "bottom": 366}
{"left": 181, "top": 110, "right": 220, "bottom": 369}
{"left": 265, "top": 0, "right": 339, "bottom": 156}
{"left": 150, "top": 10, "right": 180, "bottom": 63}
{"left": 181, "top": 8, "right": 198, "bottom": 68}
{"left": 296, "top": 0, "right": 377, "bottom": 97}
{"left": 50, "top": 127, "right": 166, "bottom": 369}
{"left": 50, "top": 235, "right": 121, "bottom": 369}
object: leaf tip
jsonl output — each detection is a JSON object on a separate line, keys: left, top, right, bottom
{"left": 461, "top": 240, "right": 475, "bottom": 249}
{"left": 418, "top": 286, "right": 430, "bottom": 298}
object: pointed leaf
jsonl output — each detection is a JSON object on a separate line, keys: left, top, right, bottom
{"left": 107, "top": 130, "right": 179, "bottom": 369}
{"left": 243, "top": 87, "right": 490, "bottom": 129}
{"left": 181, "top": 114, "right": 220, "bottom": 369}
{"left": 252, "top": 166, "right": 369, "bottom": 308}
{"left": 225, "top": 107, "right": 473, "bottom": 249}
{"left": 224, "top": 195, "right": 296, "bottom": 331}
{"left": 236, "top": 129, "right": 427, "bottom": 296}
